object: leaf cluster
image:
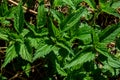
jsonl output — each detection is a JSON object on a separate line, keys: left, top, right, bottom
{"left": 0, "top": 0, "right": 120, "bottom": 79}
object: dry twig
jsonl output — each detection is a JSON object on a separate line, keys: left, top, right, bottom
{"left": 8, "top": 0, "right": 38, "bottom": 15}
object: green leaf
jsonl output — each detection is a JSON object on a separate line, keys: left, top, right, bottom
{"left": 99, "top": 23, "right": 120, "bottom": 43}
{"left": 0, "top": 17, "right": 10, "bottom": 27}
{"left": 102, "top": 7, "right": 120, "bottom": 18}
{"left": 0, "top": 26, "right": 10, "bottom": 41}
{"left": 0, "top": 0, "right": 8, "bottom": 16}
{"left": 96, "top": 43, "right": 111, "bottom": 58}
{"left": 56, "top": 41, "right": 74, "bottom": 55}
{"left": 48, "top": 19, "right": 60, "bottom": 37}
{"left": 64, "top": 52, "right": 95, "bottom": 69}
{"left": 55, "top": 61, "right": 67, "bottom": 76}
{"left": 102, "top": 62, "right": 115, "bottom": 76}
{"left": 19, "top": 43, "right": 32, "bottom": 62}
{"left": 37, "top": 4, "right": 46, "bottom": 28}
{"left": 84, "top": 0, "right": 96, "bottom": 9}
{"left": 25, "top": 21, "right": 36, "bottom": 34}
{"left": 83, "top": 76, "right": 93, "bottom": 80}
{"left": 78, "top": 23, "right": 92, "bottom": 35}
{"left": 96, "top": 43, "right": 120, "bottom": 68}
{"left": 111, "top": 1, "right": 120, "bottom": 9}
{"left": 14, "top": 1, "right": 24, "bottom": 33}
{"left": 22, "top": 63, "right": 31, "bottom": 77}
{"left": 77, "top": 34, "right": 92, "bottom": 45}
{"left": 33, "top": 45, "right": 54, "bottom": 61}
{"left": 116, "top": 37, "right": 120, "bottom": 50}
{"left": 27, "top": 37, "right": 40, "bottom": 49}
{"left": 2, "top": 44, "right": 18, "bottom": 68}
{"left": 20, "top": 29, "right": 30, "bottom": 37}
{"left": 25, "top": 21, "right": 48, "bottom": 36}
{"left": 61, "top": 7, "right": 86, "bottom": 32}
{"left": 72, "top": 23, "right": 92, "bottom": 44}
{"left": 108, "top": 57, "right": 120, "bottom": 68}
{"left": 99, "top": 0, "right": 111, "bottom": 8}
{"left": 72, "top": 0, "right": 83, "bottom": 7}
{"left": 0, "top": 73, "right": 7, "bottom": 80}
{"left": 99, "top": 0, "right": 120, "bottom": 18}
{"left": 50, "top": 9, "right": 63, "bottom": 24}
{"left": 53, "top": 0, "right": 63, "bottom": 7}
{"left": 62, "top": 0, "right": 75, "bottom": 10}
{"left": 0, "top": 32, "right": 8, "bottom": 41}
{"left": 91, "top": 29, "right": 99, "bottom": 46}
{"left": 8, "top": 33, "right": 22, "bottom": 42}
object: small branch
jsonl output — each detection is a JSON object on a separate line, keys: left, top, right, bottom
{"left": 9, "top": 73, "right": 19, "bottom": 80}
{"left": 8, "top": 0, "right": 38, "bottom": 15}
{"left": 0, "top": 47, "right": 7, "bottom": 49}
{"left": 0, "top": 47, "right": 7, "bottom": 53}
{"left": 8, "top": 72, "right": 26, "bottom": 80}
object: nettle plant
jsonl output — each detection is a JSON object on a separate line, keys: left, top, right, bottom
{"left": 1, "top": 0, "right": 120, "bottom": 79}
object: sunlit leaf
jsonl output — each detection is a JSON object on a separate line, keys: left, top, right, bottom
{"left": 96, "top": 43, "right": 120, "bottom": 68}
{"left": 64, "top": 52, "right": 95, "bottom": 69}
{"left": 2, "top": 44, "right": 18, "bottom": 68}
{"left": 111, "top": 1, "right": 120, "bottom": 9}
{"left": 14, "top": 1, "right": 24, "bottom": 33}
{"left": 71, "top": 23, "right": 92, "bottom": 44}
{"left": 108, "top": 57, "right": 120, "bottom": 68}
{"left": 55, "top": 61, "right": 67, "bottom": 76}
{"left": 20, "top": 29, "right": 30, "bottom": 37}
{"left": 37, "top": 4, "right": 46, "bottom": 28}
{"left": 72, "top": 0, "right": 83, "bottom": 7}
{"left": 0, "top": 32, "right": 8, "bottom": 41}
{"left": 33, "top": 45, "right": 54, "bottom": 61}
{"left": 92, "top": 29, "right": 99, "bottom": 45}
{"left": 0, "top": 0, "right": 8, "bottom": 16}
{"left": 102, "top": 7, "right": 120, "bottom": 18}
{"left": 50, "top": 9, "right": 63, "bottom": 24}
{"left": 56, "top": 41, "right": 74, "bottom": 55}
{"left": 62, "top": 0, "right": 75, "bottom": 10}
{"left": 99, "top": 0, "right": 120, "bottom": 18}
{"left": 96, "top": 43, "right": 111, "bottom": 58}
{"left": 77, "top": 34, "right": 92, "bottom": 45}
{"left": 27, "top": 37, "right": 40, "bottom": 49}
{"left": 19, "top": 43, "right": 32, "bottom": 62}
{"left": 61, "top": 7, "right": 86, "bottom": 32}
{"left": 1, "top": 0, "right": 120, "bottom": 78}
{"left": 25, "top": 21, "right": 48, "bottom": 37}
{"left": 84, "top": 0, "right": 96, "bottom": 9}
{"left": 99, "top": 23, "right": 120, "bottom": 43}
{"left": 48, "top": 19, "right": 60, "bottom": 37}
{"left": 102, "top": 62, "right": 115, "bottom": 76}
{"left": 78, "top": 23, "right": 92, "bottom": 35}
{"left": 22, "top": 63, "right": 31, "bottom": 77}
{"left": 53, "top": 0, "right": 63, "bottom": 7}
